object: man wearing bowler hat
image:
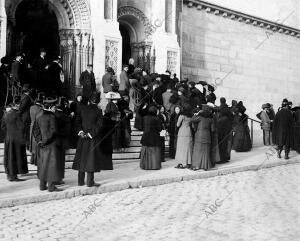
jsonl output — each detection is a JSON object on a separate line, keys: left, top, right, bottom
{"left": 79, "top": 64, "right": 96, "bottom": 102}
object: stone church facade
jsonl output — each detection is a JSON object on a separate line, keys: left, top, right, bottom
{"left": 0, "top": 0, "right": 299, "bottom": 119}
{"left": 0, "top": 0, "right": 181, "bottom": 96}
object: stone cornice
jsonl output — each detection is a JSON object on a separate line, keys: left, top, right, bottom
{"left": 184, "top": 0, "right": 300, "bottom": 38}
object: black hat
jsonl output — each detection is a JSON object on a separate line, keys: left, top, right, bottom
{"left": 1, "top": 56, "right": 10, "bottom": 64}
{"left": 22, "top": 84, "right": 31, "bottom": 92}
{"left": 16, "top": 52, "right": 23, "bottom": 58}
{"left": 148, "top": 105, "right": 158, "bottom": 115}
{"left": 87, "top": 64, "right": 93, "bottom": 67}
{"left": 188, "top": 81, "right": 196, "bottom": 88}
{"left": 207, "top": 84, "right": 215, "bottom": 92}
{"left": 236, "top": 101, "right": 246, "bottom": 114}
{"left": 40, "top": 48, "right": 46, "bottom": 53}
{"left": 89, "top": 91, "right": 101, "bottom": 104}
{"left": 13, "top": 96, "right": 21, "bottom": 105}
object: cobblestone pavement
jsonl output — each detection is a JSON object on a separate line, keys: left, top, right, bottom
{"left": 0, "top": 164, "right": 299, "bottom": 241}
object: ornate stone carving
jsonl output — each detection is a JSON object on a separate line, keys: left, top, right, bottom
{"left": 167, "top": 50, "right": 177, "bottom": 74}
{"left": 6, "top": 0, "right": 91, "bottom": 30}
{"left": 184, "top": 0, "right": 300, "bottom": 38}
{"left": 118, "top": 6, "right": 155, "bottom": 40}
{"left": 105, "top": 40, "right": 118, "bottom": 73}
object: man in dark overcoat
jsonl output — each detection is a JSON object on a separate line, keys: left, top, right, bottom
{"left": 20, "top": 85, "right": 34, "bottom": 149}
{"left": 79, "top": 64, "right": 96, "bottom": 102}
{"left": 33, "top": 97, "right": 63, "bottom": 192}
{"left": 46, "top": 56, "right": 64, "bottom": 97}
{"left": 272, "top": 99, "right": 294, "bottom": 159}
{"left": 32, "top": 48, "right": 47, "bottom": 91}
{"left": 73, "top": 92, "right": 114, "bottom": 187}
{"left": 54, "top": 97, "right": 71, "bottom": 183}
{"left": 11, "top": 53, "right": 24, "bottom": 86}
{"left": 102, "top": 67, "right": 114, "bottom": 93}
{"left": 2, "top": 96, "right": 28, "bottom": 181}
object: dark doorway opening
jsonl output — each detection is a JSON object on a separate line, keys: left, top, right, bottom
{"left": 14, "top": 0, "right": 60, "bottom": 63}
{"left": 119, "top": 24, "right": 131, "bottom": 66}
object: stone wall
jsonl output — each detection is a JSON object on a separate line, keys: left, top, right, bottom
{"left": 182, "top": 3, "right": 300, "bottom": 121}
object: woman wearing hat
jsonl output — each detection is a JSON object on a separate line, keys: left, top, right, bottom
{"left": 140, "top": 105, "right": 163, "bottom": 170}
{"left": 29, "top": 92, "right": 45, "bottom": 165}
{"left": 190, "top": 103, "right": 215, "bottom": 171}
{"left": 232, "top": 101, "right": 252, "bottom": 152}
{"left": 33, "top": 97, "right": 64, "bottom": 191}
{"left": 2, "top": 96, "right": 28, "bottom": 181}
{"left": 175, "top": 103, "right": 193, "bottom": 169}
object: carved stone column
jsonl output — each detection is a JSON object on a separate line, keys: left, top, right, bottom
{"left": 60, "top": 29, "right": 94, "bottom": 98}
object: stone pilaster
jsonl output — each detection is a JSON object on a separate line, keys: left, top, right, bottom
{"left": 59, "top": 29, "right": 94, "bottom": 98}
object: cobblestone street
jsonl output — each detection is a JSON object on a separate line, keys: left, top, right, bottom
{"left": 0, "top": 164, "right": 299, "bottom": 241}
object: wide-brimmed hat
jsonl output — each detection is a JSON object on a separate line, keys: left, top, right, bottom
{"left": 43, "top": 97, "right": 57, "bottom": 105}
{"left": 22, "top": 84, "right": 31, "bottom": 92}
{"left": 1, "top": 56, "right": 10, "bottom": 65}
{"left": 262, "top": 103, "right": 270, "bottom": 109}
{"left": 207, "top": 84, "right": 215, "bottom": 92}
{"left": 105, "top": 92, "right": 121, "bottom": 100}
{"left": 201, "top": 102, "right": 215, "bottom": 109}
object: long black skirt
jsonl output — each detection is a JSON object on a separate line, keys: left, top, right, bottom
{"left": 140, "top": 146, "right": 161, "bottom": 170}
{"left": 4, "top": 139, "right": 28, "bottom": 176}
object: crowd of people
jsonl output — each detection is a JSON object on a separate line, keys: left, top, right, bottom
{"left": 0, "top": 52, "right": 299, "bottom": 192}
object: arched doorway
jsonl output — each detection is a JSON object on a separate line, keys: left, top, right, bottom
{"left": 119, "top": 23, "right": 131, "bottom": 66}
{"left": 118, "top": 6, "right": 156, "bottom": 72}
{"left": 10, "top": 0, "right": 60, "bottom": 62}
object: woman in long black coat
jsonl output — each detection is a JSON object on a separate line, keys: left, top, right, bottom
{"left": 117, "top": 96, "right": 133, "bottom": 149}
{"left": 33, "top": 102, "right": 63, "bottom": 192}
{"left": 232, "top": 103, "right": 252, "bottom": 152}
{"left": 2, "top": 102, "right": 28, "bottom": 181}
{"left": 140, "top": 106, "right": 162, "bottom": 170}
{"left": 168, "top": 105, "right": 181, "bottom": 158}
{"left": 217, "top": 107, "right": 233, "bottom": 163}
{"left": 272, "top": 104, "right": 294, "bottom": 159}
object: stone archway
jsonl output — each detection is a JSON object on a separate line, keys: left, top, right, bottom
{"left": 117, "top": 6, "right": 155, "bottom": 72}
{"left": 2, "top": 0, "right": 93, "bottom": 97}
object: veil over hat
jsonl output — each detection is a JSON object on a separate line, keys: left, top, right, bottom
{"left": 236, "top": 101, "right": 246, "bottom": 113}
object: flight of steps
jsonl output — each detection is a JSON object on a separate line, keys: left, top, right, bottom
{"left": 0, "top": 119, "right": 169, "bottom": 173}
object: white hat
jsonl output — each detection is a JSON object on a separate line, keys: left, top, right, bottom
{"left": 105, "top": 92, "right": 121, "bottom": 100}
{"left": 195, "top": 84, "right": 204, "bottom": 93}
{"left": 206, "top": 102, "right": 216, "bottom": 108}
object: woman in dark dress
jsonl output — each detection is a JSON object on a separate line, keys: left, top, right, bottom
{"left": 117, "top": 96, "right": 133, "bottom": 149}
{"left": 29, "top": 93, "right": 44, "bottom": 165}
{"left": 191, "top": 104, "right": 214, "bottom": 171}
{"left": 158, "top": 106, "right": 168, "bottom": 162}
{"left": 232, "top": 102, "right": 252, "bottom": 152}
{"left": 168, "top": 105, "right": 181, "bottom": 158}
{"left": 217, "top": 106, "right": 233, "bottom": 163}
{"left": 2, "top": 97, "right": 28, "bottom": 181}
{"left": 140, "top": 106, "right": 162, "bottom": 170}
{"left": 293, "top": 106, "right": 300, "bottom": 153}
